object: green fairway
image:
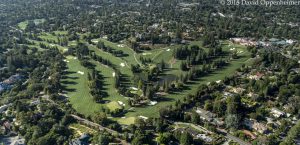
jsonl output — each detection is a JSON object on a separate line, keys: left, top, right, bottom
{"left": 18, "top": 19, "right": 45, "bottom": 30}
{"left": 62, "top": 56, "right": 102, "bottom": 116}
{"left": 21, "top": 30, "right": 253, "bottom": 124}
{"left": 123, "top": 41, "right": 252, "bottom": 118}
{"left": 18, "top": 21, "right": 28, "bottom": 30}
{"left": 117, "top": 117, "right": 136, "bottom": 125}
{"left": 91, "top": 38, "right": 140, "bottom": 65}
{"left": 38, "top": 32, "right": 59, "bottom": 42}
{"left": 106, "top": 101, "right": 123, "bottom": 111}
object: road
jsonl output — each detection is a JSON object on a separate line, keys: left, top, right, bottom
{"left": 42, "top": 96, "right": 131, "bottom": 144}
{"left": 174, "top": 122, "right": 213, "bottom": 134}
{"left": 174, "top": 121, "right": 251, "bottom": 145}
{"left": 217, "top": 128, "right": 252, "bottom": 145}
{"left": 70, "top": 114, "right": 131, "bottom": 145}
{"left": 71, "top": 114, "right": 118, "bottom": 135}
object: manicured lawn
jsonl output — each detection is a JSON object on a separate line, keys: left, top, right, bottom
{"left": 22, "top": 30, "right": 254, "bottom": 125}
{"left": 106, "top": 101, "right": 123, "bottom": 111}
{"left": 54, "top": 31, "right": 68, "bottom": 35}
{"left": 88, "top": 44, "right": 134, "bottom": 87}
{"left": 62, "top": 56, "right": 103, "bottom": 116}
{"left": 116, "top": 117, "right": 136, "bottom": 125}
{"left": 92, "top": 38, "right": 140, "bottom": 65}
{"left": 18, "top": 19, "right": 45, "bottom": 30}
{"left": 38, "top": 32, "right": 59, "bottom": 42}
{"left": 123, "top": 41, "right": 252, "bottom": 118}
{"left": 62, "top": 56, "right": 128, "bottom": 116}
{"left": 91, "top": 60, "right": 129, "bottom": 109}
{"left": 27, "top": 38, "right": 68, "bottom": 53}
{"left": 18, "top": 21, "right": 28, "bottom": 30}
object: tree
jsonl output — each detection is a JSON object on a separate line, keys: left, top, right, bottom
{"left": 180, "top": 132, "right": 193, "bottom": 145}
{"left": 225, "top": 114, "right": 240, "bottom": 130}
{"left": 92, "top": 112, "right": 108, "bottom": 126}
{"left": 96, "top": 133, "right": 110, "bottom": 145}
{"left": 157, "top": 133, "right": 172, "bottom": 144}
{"left": 161, "top": 59, "right": 166, "bottom": 70}
{"left": 191, "top": 112, "right": 200, "bottom": 124}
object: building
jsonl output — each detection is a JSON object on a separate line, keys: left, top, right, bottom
{"left": 196, "top": 108, "right": 215, "bottom": 122}
{"left": 69, "top": 134, "right": 90, "bottom": 145}
{"left": 271, "top": 108, "right": 285, "bottom": 118}
{"left": 243, "top": 118, "right": 268, "bottom": 134}
{"left": 248, "top": 72, "right": 264, "bottom": 80}
{"left": 196, "top": 134, "right": 213, "bottom": 143}
{"left": 0, "top": 104, "right": 12, "bottom": 113}
{"left": 176, "top": 127, "right": 213, "bottom": 143}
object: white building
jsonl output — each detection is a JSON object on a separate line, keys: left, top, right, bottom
{"left": 271, "top": 108, "right": 285, "bottom": 118}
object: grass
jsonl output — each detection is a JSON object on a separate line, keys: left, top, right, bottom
{"left": 54, "top": 31, "right": 68, "bottom": 35}
{"left": 21, "top": 30, "right": 253, "bottom": 124}
{"left": 18, "top": 21, "right": 28, "bottom": 30}
{"left": 62, "top": 56, "right": 129, "bottom": 116}
{"left": 92, "top": 38, "right": 140, "bottom": 65}
{"left": 27, "top": 38, "right": 68, "bottom": 53}
{"left": 17, "top": 19, "right": 45, "bottom": 30}
{"left": 62, "top": 56, "right": 103, "bottom": 116}
{"left": 69, "top": 123, "right": 97, "bottom": 137}
{"left": 123, "top": 41, "right": 252, "bottom": 118}
{"left": 38, "top": 32, "right": 59, "bottom": 42}
{"left": 116, "top": 117, "right": 136, "bottom": 125}
{"left": 106, "top": 101, "right": 123, "bottom": 111}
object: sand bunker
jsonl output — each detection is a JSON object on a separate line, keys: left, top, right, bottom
{"left": 77, "top": 71, "right": 84, "bottom": 75}
{"left": 120, "top": 63, "right": 125, "bottom": 67}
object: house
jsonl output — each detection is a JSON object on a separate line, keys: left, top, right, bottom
{"left": 0, "top": 104, "right": 12, "bottom": 113}
{"left": 243, "top": 118, "right": 268, "bottom": 134}
{"left": 248, "top": 72, "right": 264, "bottom": 80}
{"left": 247, "top": 92, "right": 259, "bottom": 98}
{"left": 3, "top": 121, "right": 11, "bottom": 131}
{"left": 196, "top": 134, "right": 213, "bottom": 143}
{"left": 3, "top": 74, "right": 22, "bottom": 85}
{"left": 223, "top": 91, "right": 234, "bottom": 98}
{"left": 228, "top": 86, "right": 245, "bottom": 94}
{"left": 196, "top": 108, "right": 216, "bottom": 122}
{"left": 291, "top": 68, "right": 300, "bottom": 74}
{"left": 0, "top": 84, "right": 4, "bottom": 92}
{"left": 230, "top": 38, "right": 258, "bottom": 46}
{"left": 69, "top": 134, "right": 90, "bottom": 145}
{"left": 271, "top": 108, "right": 285, "bottom": 118}
{"left": 30, "top": 99, "right": 41, "bottom": 106}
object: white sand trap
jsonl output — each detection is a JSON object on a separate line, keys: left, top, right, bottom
{"left": 230, "top": 48, "right": 236, "bottom": 51}
{"left": 50, "top": 44, "right": 56, "bottom": 47}
{"left": 121, "top": 117, "right": 126, "bottom": 119}
{"left": 142, "top": 52, "right": 152, "bottom": 56}
{"left": 148, "top": 101, "right": 158, "bottom": 106}
{"left": 238, "top": 51, "right": 244, "bottom": 54}
{"left": 117, "top": 44, "right": 125, "bottom": 48}
{"left": 77, "top": 71, "right": 84, "bottom": 75}
{"left": 139, "top": 116, "right": 149, "bottom": 120}
{"left": 118, "top": 101, "right": 125, "bottom": 106}
{"left": 92, "top": 40, "right": 99, "bottom": 43}
{"left": 74, "top": 57, "right": 78, "bottom": 60}
{"left": 63, "top": 59, "right": 70, "bottom": 63}
{"left": 166, "top": 49, "right": 171, "bottom": 51}
{"left": 130, "top": 87, "right": 138, "bottom": 91}
{"left": 298, "top": 60, "right": 300, "bottom": 64}
{"left": 120, "top": 63, "right": 125, "bottom": 67}
{"left": 216, "top": 80, "right": 221, "bottom": 83}
{"left": 112, "top": 72, "right": 116, "bottom": 77}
